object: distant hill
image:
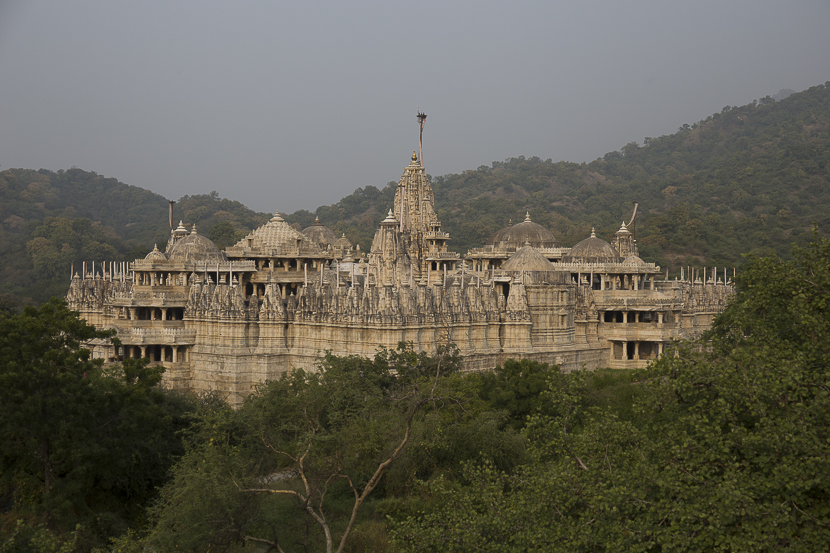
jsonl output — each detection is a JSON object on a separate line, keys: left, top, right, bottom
{"left": 0, "top": 168, "right": 270, "bottom": 307}
{"left": 2, "top": 82, "right": 828, "bottom": 308}
{"left": 286, "top": 81, "right": 830, "bottom": 272}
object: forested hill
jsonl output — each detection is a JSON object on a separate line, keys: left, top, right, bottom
{"left": 2, "top": 82, "right": 829, "bottom": 308}
{"left": 286, "top": 81, "right": 830, "bottom": 270}
{"left": 0, "top": 168, "right": 270, "bottom": 307}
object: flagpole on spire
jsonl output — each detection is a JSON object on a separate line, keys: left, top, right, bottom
{"left": 168, "top": 200, "right": 176, "bottom": 231}
{"left": 417, "top": 108, "right": 427, "bottom": 168}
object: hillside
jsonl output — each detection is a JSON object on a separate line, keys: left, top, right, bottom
{"left": 287, "top": 81, "right": 830, "bottom": 270}
{"left": 0, "top": 169, "right": 270, "bottom": 307}
{"left": 2, "top": 81, "right": 828, "bottom": 308}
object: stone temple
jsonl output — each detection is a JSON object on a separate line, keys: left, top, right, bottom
{"left": 67, "top": 151, "right": 733, "bottom": 405}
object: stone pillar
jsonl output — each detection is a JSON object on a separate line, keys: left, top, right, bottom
{"left": 129, "top": 308, "right": 137, "bottom": 320}
{"left": 658, "top": 312, "right": 664, "bottom": 324}
{"left": 657, "top": 342, "right": 662, "bottom": 357}
{"left": 633, "top": 274, "right": 639, "bottom": 291}
{"left": 173, "top": 345, "right": 179, "bottom": 363}
{"left": 140, "top": 345, "right": 147, "bottom": 359}
{"left": 623, "top": 340, "right": 628, "bottom": 360}
{"left": 161, "top": 308, "right": 168, "bottom": 321}
{"left": 634, "top": 341, "right": 640, "bottom": 360}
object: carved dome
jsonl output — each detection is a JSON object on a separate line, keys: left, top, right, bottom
{"left": 563, "top": 228, "right": 621, "bottom": 263}
{"left": 334, "top": 233, "right": 352, "bottom": 250}
{"left": 623, "top": 254, "right": 647, "bottom": 266}
{"left": 502, "top": 244, "right": 557, "bottom": 272}
{"left": 144, "top": 244, "right": 167, "bottom": 262}
{"left": 167, "top": 225, "right": 227, "bottom": 263}
{"left": 302, "top": 217, "right": 338, "bottom": 247}
{"left": 233, "top": 211, "right": 311, "bottom": 252}
{"left": 491, "top": 212, "right": 559, "bottom": 248}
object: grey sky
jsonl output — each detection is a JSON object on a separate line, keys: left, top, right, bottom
{"left": 1, "top": 0, "right": 828, "bottom": 214}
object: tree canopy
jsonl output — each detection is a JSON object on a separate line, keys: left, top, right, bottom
{"left": 391, "top": 232, "right": 830, "bottom": 551}
{"left": 0, "top": 300, "right": 206, "bottom": 551}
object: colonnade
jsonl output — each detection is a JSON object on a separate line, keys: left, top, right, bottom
{"left": 122, "top": 344, "right": 191, "bottom": 363}
{"left": 610, "top": 340, "right": 664, "bottom": 361}
{"left": 602, "top": 310, "right": 668, "bottom": 324}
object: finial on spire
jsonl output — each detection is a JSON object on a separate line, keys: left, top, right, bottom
{"left": 191, "top": 224, "right": 198, "bottom": 234}
{"left": 382, "top": 208, "right": 398, "bottom": 224}
{"left": 590, "top": 227, "right": 596, "bottom": 238}
{"left": 524, "top": 211, "right": 532, "bottom": 223}
{"left": 412, "top": 151, "right": 418, "bottom": 162}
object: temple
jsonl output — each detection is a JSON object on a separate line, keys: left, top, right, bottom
{"left": 67, "top": 151, "right": 733, "bottom": 405}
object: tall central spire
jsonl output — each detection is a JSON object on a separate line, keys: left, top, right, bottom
{"left": 393, "top": 152, "right": 437, "bottom": 237}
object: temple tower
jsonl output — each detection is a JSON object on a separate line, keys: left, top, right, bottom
{"left": 392, "top": 152, "right": 454, "bottom": 276}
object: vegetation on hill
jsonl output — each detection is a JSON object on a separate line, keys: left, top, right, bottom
{"left": 0, "top": 169, "right": 270, "bottom": 308}
{"left": 3, "top": 233, "right": 827, "bottom": 551}
{"left": 2, "top": 82, "right": 829, "bottom": 309}
{"left": 287, "top": 81, "right": 830, "bottom": 273}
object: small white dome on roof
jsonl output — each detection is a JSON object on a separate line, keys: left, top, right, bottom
{"left": 302, "top": 217, "right": 338, "bottom": 247}
{"left": 563, "top": 228, "right": 621, "bottom": 263}
{"left": 168, "top": 227, "right": 227, "bottom": 263}
{"left": 144, "top": 244, "right": 167, "bottom": 262}
{"left": 231, "top": 209, "right": 310, "bottom": 251}
{"left": 623, "top": 254, "right": 647, "bottom": 266}
{"left": 491, "top": 212, "right": 559, "bottom": 248}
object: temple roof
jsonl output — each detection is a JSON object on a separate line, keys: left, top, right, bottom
{"left": 502, "top": 243, "right": 557, "bottom": 272}
{"left": 233, "top": 211, "right": 310, "bottom": 252}
{"left": 334, "top": 233, "right": 352, "bottom": 249}
{"left": 144, "top": 244, "right": 167, "bottom": 262}
{"left": 302, "top": 217, "right": 337, "bottom": 247}
{"left": 563, "top": 228, "right": 621, "bottom": 263}
{"left": 623, "top": 254, "right": 647, "bottom": 266}
{"left": 491, "top": 212, "right": 559, "bottom": 248}
{"left": 168, "top": 225, "right": 227, "bottom": 263}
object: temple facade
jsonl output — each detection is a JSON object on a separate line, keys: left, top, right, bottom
{"left": 67, "top": 152, "right": 733, "bottom": 405}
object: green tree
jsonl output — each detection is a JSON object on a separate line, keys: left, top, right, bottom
{"left": 208, "top": 220, "right": 243, "bottom": 249}
{"left": 474, "top": 358, "right": 558, "bottom": 429}
{"left": 145, "top": 343, "right": 462, "bottom": 553}
{"left": 0, "top": 300, "right": 190, "bottom": 551}
{"left": 392, "top": 233, "right": 830, "bottom": 551}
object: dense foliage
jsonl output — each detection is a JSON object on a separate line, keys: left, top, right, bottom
{"left": 391, "top": 232, "right": 830, "bottom": 551}
{"left": 0, "top": 300, "right": 214, "bottom": 552}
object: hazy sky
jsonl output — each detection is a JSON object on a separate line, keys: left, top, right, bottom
{"left": 2, "top": 1, "right": 828, "bottom": 214}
